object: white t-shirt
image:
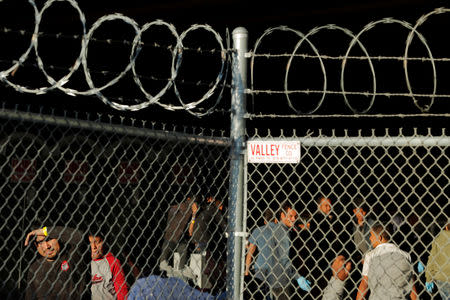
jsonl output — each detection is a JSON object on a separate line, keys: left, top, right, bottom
{"left": 362, "top": 243, "right": 413, "bottom": 300}
{"left": 362, "top": 242, "right": 410, "bottom": 276}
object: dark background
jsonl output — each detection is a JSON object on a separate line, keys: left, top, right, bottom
{"left": 0, "top": 0, "right": 449, "bottom": 132}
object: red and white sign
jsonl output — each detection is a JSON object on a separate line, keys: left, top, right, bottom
{"left": 10, "top": 159, "right": 36, "bottom": 182}
{"left": 172, "top": 164, "right": 195, "bottom": 186}
{"left": 63, "top": 160, "right": 89, "bottom": 183}
{"left": 118, "top": 161, "right": 140, "bottom": 184}
{"left": 247, "top": 141, "right": 300, "bottom": 164}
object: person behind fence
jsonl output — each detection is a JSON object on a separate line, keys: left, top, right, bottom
{"left": 189, "top": 196, "right": 227, "bottom": 253}
{"left": 244, "top": 208, "right": 277, "bottom": 299}
{"left": 205, "top": 196, "right": 228, "bottom": 260}
{"left": 322, "top": 255, "right": 352, "bottom": 300}
{"left": 346, "top": 197, "right": 374, "bottom": 297}
{"left": 159, "top": 195, "right": 194, "bottom": 274}
{"left": 351, "top": 197, "right": 374, "bottom": 261}
{"left": 422, "top": 222, "right": 450, "bottom": 299}
{"left": 89, "top": 227, "right": 128, "bottom": 300}
{"left": 356, "top": 223, "right": 418, "bottom": 300}
{"left": 305, "top": 196, "right": 347, "bottom": 297}
{"left": 24, "top": 225, "right": 88, "bottom": 299}
{"left": 127, "top": 275, "right": 227, "bottom": 300}
{"left": 245, "top": 201, "right": 311, "bottom": 300}
{"left": 392, "top": 211, "right": 431, "bottom": 297}
{"left": 188, "top": 196, "right": 227, "bottom": 287}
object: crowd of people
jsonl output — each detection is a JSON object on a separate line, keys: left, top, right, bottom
{"left": 22, "top": 194, "right": 228, "bottom": 299}
{"left": 244, "top": 196, "right": 449, "bottom": 300}
{"left": 22, "top": 195, "right": 449, "bottom": 299}
{"left": 24, "top": 225, "right": 128, "bottom": 300}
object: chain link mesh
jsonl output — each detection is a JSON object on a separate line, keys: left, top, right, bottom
{"left": 244, "top": 131, "right": 449, "bottom": 300}
{"left": 0, "top": 108, "right": 230, "bottom": 299}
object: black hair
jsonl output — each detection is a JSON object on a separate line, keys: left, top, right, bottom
{"left": 88, "top": 223, "right": 110, "bottom": 251}
{"left": 278, "top": 201, "right": 293, "bottom": 219}
{"left": 371, "top": 222, "right": 391, "bottom": 241}
{"left": 263, "top": 208, "right": 275, "bottom": 223}
{"left": 353, "top": 197, "right": 369, "bottom": 213}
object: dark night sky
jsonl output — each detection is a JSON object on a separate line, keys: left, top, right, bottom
{"left": 59, "top": 0, "right": 447, "bottom": 30}
{"left": 1, "top": 0, "right": 449, "bottom": 131}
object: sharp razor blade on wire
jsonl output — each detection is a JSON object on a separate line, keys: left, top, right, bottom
{"left": 0, "top": 0, "right": 228, "bottom": 115}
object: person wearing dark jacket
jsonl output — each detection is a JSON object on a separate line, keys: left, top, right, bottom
{"left": 188, "top": 197, "right": 227, "bottom": 290}
{"left": 189, "top": 199, "right": 226, "bottom": 252}
{"left": 159, "top": 196, "right": 194, "bottom": 272}
{"left": 304, "top": 196, "right": 347, "bottom": 298}
{"left": 24, "top": 226, "right": 87, "bottom": 300}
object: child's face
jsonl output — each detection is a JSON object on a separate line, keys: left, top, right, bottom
{"left": 89, "top": 236, "right": 104, "bottom": 260}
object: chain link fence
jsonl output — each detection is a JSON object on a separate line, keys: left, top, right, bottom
{"left": 0, "top": 107, "right": 230, "bottom": 299}
{"left": 244, "top": 130, "right": 449, "bottom": 300}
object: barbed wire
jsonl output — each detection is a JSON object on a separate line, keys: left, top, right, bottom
{"left": 0, "top": 26, "right": 228, "bottom": 56}
{"left": 249, "top": 89, "right": 450, "bottom": 99}
{"left": 1, "top": 1, "right": 450, "bottom": 116}
{"left": 0, "top": 0, "right": 229, "bottom": 116}
{"left": 250, "top": 8, "right": 450, "bottom": 115}
{"left": 0, "top": 56, "right": 231, "bottom": 94}
{"left": 248, "top": 52, "right": 450, "bottom": 63}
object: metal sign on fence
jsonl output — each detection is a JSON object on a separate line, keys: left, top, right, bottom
{"left": 247, "top": 140, "right": 300, "bottom": 164}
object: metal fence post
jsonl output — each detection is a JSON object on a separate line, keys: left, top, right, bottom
{"left": 227, "top": 27, "right": 247, "bottom": 300}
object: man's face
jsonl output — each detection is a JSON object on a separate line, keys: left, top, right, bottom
{"left": 281, "top": 207, "right": 298, "bottom": 228}
{"left": 89, "top": 236, "right": 104, "bottom": 260}
{"left": 35, "top": 236, "right": 60, "bottom": 260}
{"left": 319, "top": 198, "right": 332, "bottom": 215}
{"left": 353, "top": 207, "right": 366, "bottom": 221}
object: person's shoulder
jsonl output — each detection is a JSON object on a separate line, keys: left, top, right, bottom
{"left": 252, "top": 222, "right": 276, "bottom": 236}
{"left": 311, "top": 212, "right": 326, "bottom": 224}
{"left": 251, "top": 223, "right": 268, "bottom": 234}
{"left": 102, "top": 253, "right": 126, "bottom": 269}
{"left": 249, "top": 226, "right": 261, "bottom": 239}
{"left": 365, "top": 246, "right": 376, "bottom": 257}
{"left": 379, "top": 243, "right": 410, "bottom": 259}
{"left": 437, "top": 229, "right": 450, "bottom": 239}
{"left": 29, "top": 258, "right": 43, "bottom": 270}
{"left": 267, "top": 221, "right": 282, "bottom": 230}
{"left": 104, "top": 252, "right": 122, "bottom": 263}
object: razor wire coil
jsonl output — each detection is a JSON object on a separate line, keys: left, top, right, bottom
{"left": 1, "top": 2, "right": 450, "bottom": 115}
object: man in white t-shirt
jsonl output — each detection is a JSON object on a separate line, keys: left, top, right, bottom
{"left": 356, "top": 223, "right": 417, "bottom": 300}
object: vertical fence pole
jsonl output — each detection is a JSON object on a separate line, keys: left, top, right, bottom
{"left": 227, "top": 27, "right": 247, "bottom": 300}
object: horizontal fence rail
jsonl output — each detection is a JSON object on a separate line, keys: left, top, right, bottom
{"left": 0, "top": 110, "right": 231, "bottom": 299}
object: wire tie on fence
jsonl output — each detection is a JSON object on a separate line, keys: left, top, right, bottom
{"left": 234, "top": 232, "right": 248, "bottom": 237}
